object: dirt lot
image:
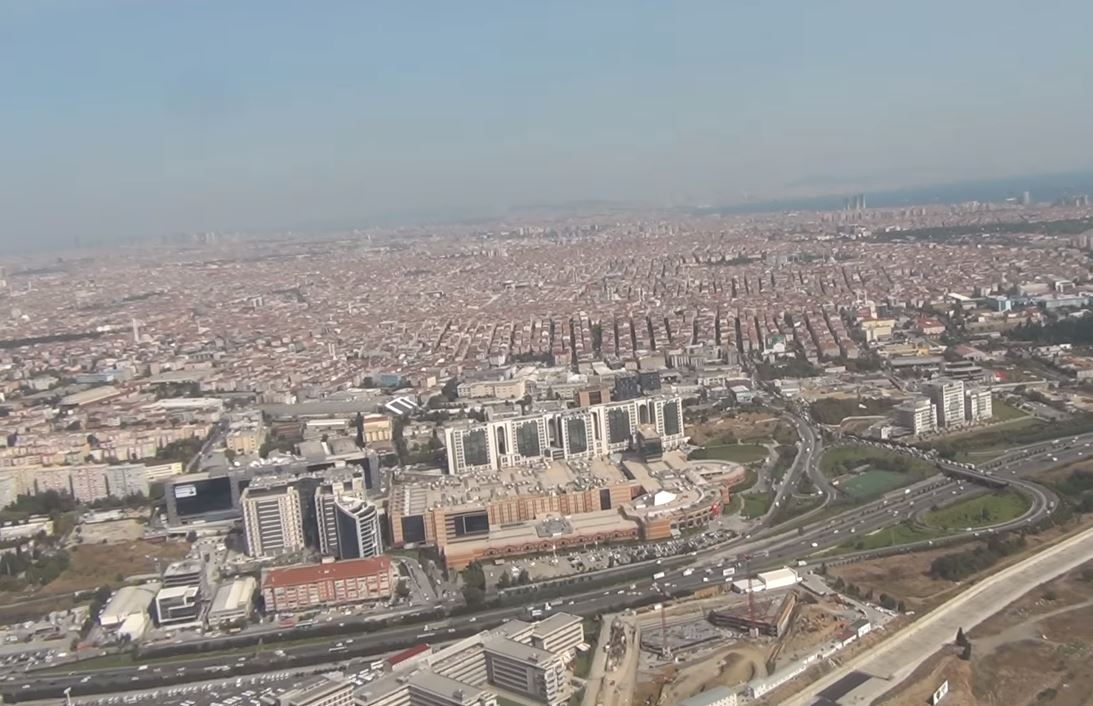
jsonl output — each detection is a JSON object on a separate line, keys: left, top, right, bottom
{"left": 41, "top": 540, "right": 188, "bottom": 596}
{"left": 776, "top": 603, "right": 852, "bottom": 665}
{"left": 827, "top": 547, "right": 964, "bottom": 610}
{"left": 657, "top": 644, "right": 767, "bottom": 705}
{"left": 76, "top": 519, "right": 146, "bottom": 544}
{"left": 878, "top": 560, "right": 1093, "bottom": 706}
{"left": 688, "top": 411, "right": 784, "bottom": 446}
{"left": 875, "top": 649, "right": 977, "bottom": 706}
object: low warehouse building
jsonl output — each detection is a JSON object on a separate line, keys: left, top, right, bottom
{"left": 207, "top": 576, "right": 257, "bottom": 626}
{"left": 731, "top": 567, "right": 800, "bottom": 594}
{"left": 99, "top": 583, "right": 159, "bottom": 629}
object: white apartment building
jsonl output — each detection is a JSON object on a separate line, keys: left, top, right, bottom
{"left": 445, "top": 395, "right": 686, "bottom": 474}
{"left": 241, "top": 484, "right": 305, "bottom": 558}
{"left": 895, "top": 396, "right": 937, "bottom": 435}
{"left": 964, "top": 388, "right": 994, "bottom": 422}
{"left": 924, "top": 378, "right": 966, "bottom": 427}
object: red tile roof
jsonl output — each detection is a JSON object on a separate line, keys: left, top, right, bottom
{"left": 387, "top": 643, "right": 430, "bottom": 666}
{"left": 262, "top": 556, "right": 393, "bottom": 589}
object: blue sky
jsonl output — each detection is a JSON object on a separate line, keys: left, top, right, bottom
{"left": 2, "top": 0, "right": 1092, "bottom": 246}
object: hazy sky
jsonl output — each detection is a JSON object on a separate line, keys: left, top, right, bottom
{"left": 2, "top": 1, "right": 1092, "bottom": 246}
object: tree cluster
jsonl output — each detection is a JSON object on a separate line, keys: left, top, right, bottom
{"left": 930, "top": 535, "right": 1026, "bottom": 581}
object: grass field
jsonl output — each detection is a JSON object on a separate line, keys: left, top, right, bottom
{"left": 820, "top": 445, "right": 935, "bottom": 479}
{"left": 826, "top": 521, "right": 940, "bottom": 555}
{"left": 991, "top": 398, "right": 1028, "bottom": 422}
{"left": 742, "top": 494, "right": 773, "bottom": 519}
{"left": 921, "top": 489, "right": 1031, "bottom": 530}
{"left": 689, "top": 444, "right": 768, "bottom": 464}
{"left": 838, "top": 470, "right": 915, "bottom": 499}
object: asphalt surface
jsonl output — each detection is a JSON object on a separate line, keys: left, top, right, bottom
{"left": 6, "top": 424, "right": 1081, "bottom": 702}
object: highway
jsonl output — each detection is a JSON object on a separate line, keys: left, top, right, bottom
{"left": 762, "top": 413, "right": 829, "bottom": 523}
{"left": 3, "top": 423, "right": 1077, "bottom": 702}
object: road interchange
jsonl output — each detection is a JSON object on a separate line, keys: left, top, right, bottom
{"left": 4, "top": 423, "right": 1084, "bottom": 702}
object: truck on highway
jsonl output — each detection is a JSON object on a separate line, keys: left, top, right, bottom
{"left": 721, "top": 567, "right": 735, "bottom": 577}
{"left": 682, "top": 568, "right": 694, "bottom": 577}
{"left": 652, "top": 571, "right": 666, "bottom": 581}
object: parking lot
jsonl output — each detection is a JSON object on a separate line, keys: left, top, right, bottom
{"left": 71, "top": 659, "right": 390, "bottom": 706}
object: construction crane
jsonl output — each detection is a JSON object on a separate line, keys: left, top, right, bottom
{"left": 660, "top": 597, "right": 670, "bottom": 660}
{"left": 742, "top": 553, "right": 759, "bottom": 638}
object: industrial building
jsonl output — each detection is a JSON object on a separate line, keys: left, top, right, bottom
{"left": 730, "top": 567, "right": 800, "bottom": 594}
{"left": 99, "top": 583, "right": 159, "bottom": 629}
{"left": 155, "top": 585, "right": 202, "bottom": 626}
{"left": 207, "top": 576, "right": 257, "bottom": 626}
{"left": 155, "top": 559, "right": 205, "bottom": 626}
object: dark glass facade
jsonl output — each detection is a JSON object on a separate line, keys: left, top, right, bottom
{"left": 462, "top": 428, "right": 490, "bottom": 467}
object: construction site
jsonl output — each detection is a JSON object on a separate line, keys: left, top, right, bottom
{"left": 589, "top": 565, "right": 894, "bottom": 706}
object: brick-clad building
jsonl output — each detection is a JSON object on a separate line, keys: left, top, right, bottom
{"left": 262, "top": 556, "right": 396, "bottom": 612}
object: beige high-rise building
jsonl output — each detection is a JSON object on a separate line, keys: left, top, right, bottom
{"left": 241, "top": 484, "right": 305, "bottom": 558}
{"left": 964, "top": 388, "right": 993, "bottom": 422}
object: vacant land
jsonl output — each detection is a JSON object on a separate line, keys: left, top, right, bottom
{"left": 878, "top": 559, "right": 1093, "bottom": 706}
{"left": 687, "top": 410, "right": 785, "bottom": 446}
{"left": 920, "top": 489, "right": 1030, "bottom": 530}
{"left": 820, "top": 445, "right": 934, "bottom": 479}
{"left": 657, "top": 643, "right": 766, "bottom": 705}
{"left": 690, "top": 444, "right": 768, "bottom": 464}
{"left": 828, "top": 516, "right": 1093, "bottom": 612}
{"left": 990, "top": 398, "right": 1028, "bottom": 421}
{"left": 76, "top": 518, "right": 145, "bottom": 544}
{"left": 40, "top": 540, "right": 188, "bottom": 596}
{"left": 826, "top": 545, "right": 968, "bottom": 611}
{"left": 810, "top": 397, "right": 896, "bottom": 426}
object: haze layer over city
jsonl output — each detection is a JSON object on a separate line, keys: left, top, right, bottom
{"left": 2, "top": 4, "right": 1093, "bottom": 706}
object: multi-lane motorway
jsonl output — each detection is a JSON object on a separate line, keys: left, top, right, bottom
{"left": 6, "top": 424, "right": 1084, "bottom": 702}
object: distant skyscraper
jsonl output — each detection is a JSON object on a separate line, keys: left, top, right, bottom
{"left": 131, "top": 318, "right": 141, "bottom": 343}
{"left": 1020, "top": 191, "right": 1032, "bottom": 206}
